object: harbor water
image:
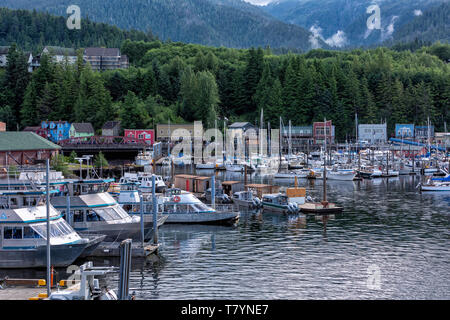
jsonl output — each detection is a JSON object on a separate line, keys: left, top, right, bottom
{"left": 101, "top": 170, "right": 450, "bottom": 299}
{"left": 1, "top": 169, "right": 448, "bottom": 299}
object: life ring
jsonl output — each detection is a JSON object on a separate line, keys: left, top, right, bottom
{"left": 173, "top": 195, "right": 181, "bottom": 203}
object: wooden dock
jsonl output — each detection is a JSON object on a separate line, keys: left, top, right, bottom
{"left": 86, "top": 243, "right": 160, "bottom": 257}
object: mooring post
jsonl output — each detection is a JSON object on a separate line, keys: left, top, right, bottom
{"left": 46, "top": 159, "right": 51, "bottom": 297}
{"left": 66, "top": 194, "right": 72, "bottom": 227}
{"left": 140, "top": 195, "right": 144, "bottom": 248}
{"left": 152, "top": 175, "right": 158, "bottom": 245}
{"left": 211, "top": 174, "right": 215, "bottom": 209}
{"left": 118, "top": 239, "right": 132, "bottom": 300}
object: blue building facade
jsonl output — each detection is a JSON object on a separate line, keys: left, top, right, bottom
{"left": 415, "top": 125, "right": 434, "bottom": 140}
{"left": 41, "top": 121, "right": 71, "bottom": 143}
{"left": 395, "top": 124, "right": 415, "bottom": 138}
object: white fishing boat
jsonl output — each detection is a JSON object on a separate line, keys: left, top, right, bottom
{"left": 357, "top": 165, "right": 383, "bottom": 178}
{"left": 50, "top": 192, "right": 166, "bottom": 241}
{"left": 327, "top": 170, "right": 356, "bottom": 181}
{"left": 261, "top": 194, "right": 300, "bottom": 214}
{"left": 195, "top": 162, "right": 217, "bottom": 170}
{"left": 419, "top": 173, "right": 450, "bottom": 191}
{"left": 0, "top": 190, "right": 93, "bottom": 268}
{"left": 232, "top": 191, "right": 262, "bottom": 210}
{"left": 118, "top": 172, "right": 166, "bottom": 193}
{"left": 135, "top": 149, "right": 152, "bottom": 166}
{"left": 120, "top": 189, "right": 239, "bottom": 224}
{"left": 274, "top": 170, "right": 310, "bottom": 180}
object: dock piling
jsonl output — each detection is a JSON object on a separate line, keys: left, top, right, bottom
{"left": 118, "top": 239, "right": 132, "bottom": 300}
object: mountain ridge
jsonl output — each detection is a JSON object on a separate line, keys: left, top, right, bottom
{"left": 1, "top": 0, "right": 326, "bottom": 50}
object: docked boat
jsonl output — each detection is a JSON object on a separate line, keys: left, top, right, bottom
{"left": 0, "top": 190, "right": 93, "bottom": 268}
{"left": 50, "top": 192, "right": 166, "bottom": 241}
{"left": 419, "top": 173, "right": 450, "bottom": 191}
{"left": 118, "top": 172, "right": 166, "bottom": 193}
{"left": 121, "top": 189, "right": 240, "bottom": 224}
{"left": 135, "top": 149, "right": 152, "bottom": 166}
{"left": 195, "top": 162, "right": 217, "bottom": 170}
{"left": 204, "top": 187, "right": 233, "bottom": 204}
{"left": 357, "top": 165, "right": 383, "bottom": 178}
{"left": 261, "top": 194, "right": 300, "bottom": 214}
{"left": 327, "top": 170, "right": 356, "bottom": 181}
{"left": 274, "top": 170, "right": 310, "bottom": 180}
{"left": 232, "top": 191, "right": 262, "bottom": 210}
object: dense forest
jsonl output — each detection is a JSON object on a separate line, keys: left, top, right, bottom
{"left": 391, "top": 2, "right": 450, "bottom": 44}
{"left": 263, "top": 0, "right": 448, "bottom": 47}
{"left": 1, "top": 0, "right": 320, "bottom": 50}
{"left": 0, "top": 8, "right": 155, "bottom": 53}
{"left": 1, "top": 37, "right": 449, "bottom": 141}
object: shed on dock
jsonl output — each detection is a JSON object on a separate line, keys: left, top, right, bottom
{"left": 174, "top": 174, "right": 211, "bottom": 193}
{"left": 245, "top": 184, "right": 280, "bottom": 198}
{"left": 221, "top": 181, "right": 244, "bottom": 196}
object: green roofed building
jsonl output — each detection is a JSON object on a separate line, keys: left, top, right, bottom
{"left": 0, "top": 132, "right": 61, "bottom": 166}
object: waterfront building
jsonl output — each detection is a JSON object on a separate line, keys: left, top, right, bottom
{"left": 42, "top": 46, "right": 77, "bottom": 64}
{"left": 434, "top": 132, "right": 450, "bottom": 148}
{"left": 357, "top": 123, "right": 387, "bottom": 144}
{"left": 83, "top": 48, "right": 129, "bottom": 71}
{"left": 22, "top": 126, "right": 47, "bottom": 138}
{"left": 156, "top": 123, "right": 198, "bottom": 142}
{"left": 313, "top": 121, "right": 335, "bottom": 144}
{"left": 395, "top": 124, "right": 415, "bottom": 139}
{"left": 0, "top": 122, "right": 5, "bottom": 132}
{"left": 41, "top": 120, "right": 71, "bottom": 143}
{"left": 124, "top": 129, "right": 155, "bottom": 145}
{"left": 415, "top": 125, "right": 434, "bottom": 141}
{"left": 102, "top": 121, "right": 121, "bottom": 136}
{"left": 282, "top": 126, "right": 313, "bottom": 152}
{"left": 0, "top": 46, "right": 33, "bottom": 72}
{"left": 0, "top": 131, "right": 61, "bottom": 166}
{"left": 69, "top": 123, "right": 95, "bottom": 139}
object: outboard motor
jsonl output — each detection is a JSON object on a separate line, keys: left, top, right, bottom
{"left": 222, "top": 194, "right": 232, "bottom": 204}
{"left": 252, "top": 197, "right": 262, "bottom": 209}
{"left": 287, "top": 202, "right": 298, "bottom": 213}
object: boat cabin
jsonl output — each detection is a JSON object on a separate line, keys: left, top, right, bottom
{"left": 245, "top": 184, "right": 280, "bottom": 199}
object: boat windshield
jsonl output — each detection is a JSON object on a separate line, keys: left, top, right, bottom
{"left": 94, "top": 206, "right": 130, "bottom": 221}
{"left": 31, "top": 220, "right": 76, "bottom": 239}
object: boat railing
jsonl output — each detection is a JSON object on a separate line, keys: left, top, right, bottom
{"left": 213, "top": 204, "right": 240, "bottom": 213}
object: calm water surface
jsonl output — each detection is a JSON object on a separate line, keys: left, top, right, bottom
{"left": 2, "top": 169, "right": 448, "bottom": 299}
{"left": 101, "top": 170, "right": 450, "bottom": 299}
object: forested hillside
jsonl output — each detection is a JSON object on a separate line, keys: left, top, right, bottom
{"left": 1, "top": 36, "right": 449, "bottom": 140}
{"left": 392, "top": 2, "right": 450, "bottom": 44}
{"left": 0, "top": 8, "right": 154, "bottom": 53}
{"left": 1, "top": 0, "right": 321, "bottom": 50}
{"left": 263, "top": 0, "right": 448, "bottom": 47}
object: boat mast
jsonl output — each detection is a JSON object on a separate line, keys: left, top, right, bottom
{"left": 46, "top": 159, "right": 51, "bottom": 297}
{"left": 288, "top": 120, "right": 292, "bottom": 160}
{"left": 279, "top": 116, "right": 282, "bottom": 169}
{"left": 323, "top": 118, "right": 327, "bottom": 203}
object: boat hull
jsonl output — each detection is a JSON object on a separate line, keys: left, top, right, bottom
{"left": 162, "top": 212, "right": 238, "bottom": 224}
{"left": 0, "top": 242, "right": 89, "bottom": 269}
{"left": 420, "top": 185, "right": 450, "bottom": 191}
{"left": 74, "top": 216, "right": 167, "bottom": 242}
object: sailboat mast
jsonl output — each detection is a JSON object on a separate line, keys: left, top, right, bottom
{"left": 323, "top": 118, "right": 327, "bottom": 203}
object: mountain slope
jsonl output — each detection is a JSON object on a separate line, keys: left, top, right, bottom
{"left": 1, "top": 0, "right": 325, "bottom": 50}
{"left": 262, "top": 0, "right": 448, "bottom": 47}
{"left": 0, "top": 8, "right": 154, "bottom": 53}
{"left": 392, "top": 2, "right": 450, "bottom": 43}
